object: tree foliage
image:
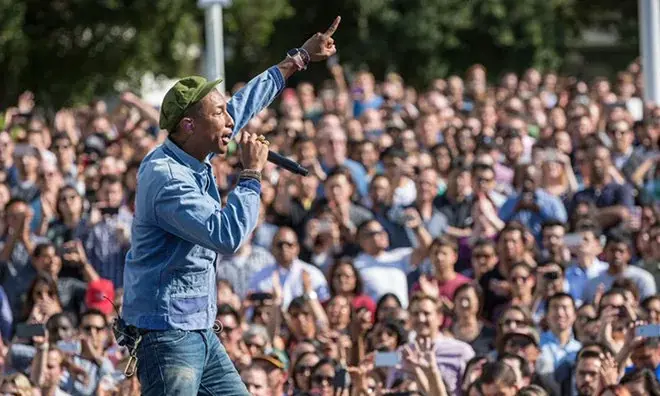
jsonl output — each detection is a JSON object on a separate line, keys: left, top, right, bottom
{"left": 0, "top": 0, "right": 639, "bottom": 108}
{"left": 0, "top": 0, "right": 202, "bottom": 108}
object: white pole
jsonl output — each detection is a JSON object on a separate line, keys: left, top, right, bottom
{"left": 639, "top": 0, "right": 660, "bottom": 104}
{"left": 201, "top": 0, "right": 229, "bottom": 93}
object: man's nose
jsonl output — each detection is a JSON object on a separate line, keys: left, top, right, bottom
{"left": 227, "top": 113, "right": 235, "bottom": 130}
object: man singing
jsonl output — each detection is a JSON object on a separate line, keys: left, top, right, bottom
{"left": 122, "top": 17, "right": 341, "bottom": 395}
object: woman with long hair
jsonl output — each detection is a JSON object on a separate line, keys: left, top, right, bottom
{"left": 539, "top": 149, "right": 578, "bottom": 203}
{"left": 327, "top": 257, "right": 375, "bottom": 313}
{"left": 21, "top": 271, "right": 62, "bottom": 325}
{"left": 46, "top": 185, "right": 88, "bottom": 249}
{"left": 375, "top": 293, "right": 403, "bottom": 323}
{"left": 291, "top": 351, "right": 320, "bottom": 395}
{"left": 308, "top": 358, "right": 340, "bottom": 396}
{"left": 450, "top": 283, "right": 496, "bottom": 355}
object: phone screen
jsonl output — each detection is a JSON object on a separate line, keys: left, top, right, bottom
{"left": 333, "top": 368, "right": 350, "bottom": 389}
{"left": 636, "top": 324, "right": 660, "bottom": 338}
{"left": 374, "top": 351, "right": 400, "bottom": 368}
{"left": 15, "top": 323, "right": 46, "bottom": 339}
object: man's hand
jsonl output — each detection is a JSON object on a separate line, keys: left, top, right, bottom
{"left": 301, "top": 16, "right": 340, "bottom": 62}
{"left": 239, "top": 132, "right": 269, "bottom": 172}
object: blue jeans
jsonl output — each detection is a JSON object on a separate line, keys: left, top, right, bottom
{"left": 136, "top": 328, "right": 249, "bottom": 395}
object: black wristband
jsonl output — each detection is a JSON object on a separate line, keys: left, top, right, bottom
{"left": 299, "top": 48, "right": 311, "bottom": 65}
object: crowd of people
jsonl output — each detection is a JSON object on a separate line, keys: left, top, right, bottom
{"left": 0, "top": 54, "right": 659, "bottom": 396}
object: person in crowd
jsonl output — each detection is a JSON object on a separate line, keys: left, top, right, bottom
{"left": 479, "top": 222, "right": 534, "bottom": 322}
{"left": 403, "top": 292, "right": 475, "bottom": 394}
{"left": 413, "top": 236, "right": 471, "bottom": 303}
{"left": 539, "top": 293, "right": 582, "bottom": 377}
{"left": 499, "top": 164, "right": 567, "bottom": 242}
{"left": 570, "top": 144, "right": 634, "bottom": 231}
{"left": 248, "top": 227, "right": 329, "bottom": 310}
{"left": 1, "top": 52, "right": 658, "bottom": 396}
{"left": 466, "top": 238, "right": 499, "bottom": 280}
{"left": 449, "top": 282, "right": 496, "bottom": 355}
{"left": 479, "top": 361, "right": 521, "bottom": 396}
{"left": 0, "top": 198, "right": 48, "bottom": 315}
{"left": 565, "top": 222, "right": 608, "bottom": 305}
{"left": 583, "top": 230, "right": 656, "bottom": 303}
{"left": 216, "top": 233, "right": 275, "bottom": 299}
{"left": 291, "top": 351, "right": 320, "bottom": 395}
{"left": 253, "top": 352, "right": 289, "bottom": 396}
{"left": 241, "top": 364, "right": 271, "bottom": 396}
{"left": 354, "top": 216, "right": 432, "bottom": 309}
{"left": 83, "top": 175, "right": 132, "bottom": 287}
{"left": 46, "top": 185, "right": 89, "bottom": 252}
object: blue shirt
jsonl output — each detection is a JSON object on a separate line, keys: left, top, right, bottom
{"left": 540, "top": 331, "right": 582, "bottom": 370}
{"left": 564, "top": 259, "right": 609, "bottom": 306}
{"left": 122, "top": 66, "right": 285, "bottom": 331}
{"left": 353, "top": 95, "right": 384, "bottom": 118}
{"left": 498, "top": 189, "right": 567, "bottom": 243}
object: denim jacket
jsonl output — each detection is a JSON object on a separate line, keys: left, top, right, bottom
{"left": 122, "top": 66, "right": 285, "bottom": 330}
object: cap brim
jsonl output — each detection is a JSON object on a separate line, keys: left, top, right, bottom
{"left": 504, "top": 332, "right": 539, "bottom": 346}
{"left": 192, "top": 78, "right": 224, "bottom": 105}
{"left": 253, "top": 355, "right": 286, "bottom": 370}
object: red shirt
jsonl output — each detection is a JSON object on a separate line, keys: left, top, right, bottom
{"left": 412, "top": 272, "right": 471, "bottom": 300}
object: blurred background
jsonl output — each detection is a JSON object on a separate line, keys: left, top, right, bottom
{"left": 0, "top": 0, "right": 646, "bottom": 109}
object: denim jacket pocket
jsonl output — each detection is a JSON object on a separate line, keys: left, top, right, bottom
{"left": 169, "top": 267, "right": 210, "bottom": 323}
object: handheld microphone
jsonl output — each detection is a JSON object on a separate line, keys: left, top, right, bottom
{"left": 267, "top": 151, "right": 309, "bottom": 176}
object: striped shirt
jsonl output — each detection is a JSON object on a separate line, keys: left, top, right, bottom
{"left": 84, "top": 207, "right": 132, "bottom": 288}
{"left": 216, "top": 245, "right": 274, "bottom": 298}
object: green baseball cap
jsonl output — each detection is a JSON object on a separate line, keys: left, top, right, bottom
{"left": 159, "top": 76, "right": 223, "bottom": 132}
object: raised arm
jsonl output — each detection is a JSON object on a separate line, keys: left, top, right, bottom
{"left": 227, "top": 16, "right": 341, "bottom": 136}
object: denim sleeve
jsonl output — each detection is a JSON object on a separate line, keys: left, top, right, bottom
{"left": 0, "top": 286, "right": 13, "bottom": 340}
{"left": 227, "top": 66, "right": 285, "bottom": 137}
{"left": 154, "top": 178, "right": 261, "bottom": 255}
{"left": 498, "top": 197, "right": 517, "bottom": 222}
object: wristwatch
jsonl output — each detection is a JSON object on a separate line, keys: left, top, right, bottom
{"left": 287, "top": 48, "right": 310, "bottom": 71}
{"left": 304, "top": 290, "right": 318, "bottom": 301}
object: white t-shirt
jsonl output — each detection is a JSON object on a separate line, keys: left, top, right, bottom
{"left": 354, "top": 248, "right": 413, "bottom": 308}
{"left": 248, "top": 259, "right": 330, "bottom": 309}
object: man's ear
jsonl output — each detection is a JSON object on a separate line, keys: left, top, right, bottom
{"left": 179, "top": 117, "right": 194, "bottom": 133}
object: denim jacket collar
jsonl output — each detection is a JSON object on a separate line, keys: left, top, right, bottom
{"left": 164, "top": 138, "right": 210, "bottom": 173}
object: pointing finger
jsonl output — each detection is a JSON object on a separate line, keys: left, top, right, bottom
{"left": 324, "top": 16, "right": 341, "bottom": 37}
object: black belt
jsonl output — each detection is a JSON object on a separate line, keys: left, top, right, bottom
{"left": 136, "top": 328, "right": 151, "bottom": 336}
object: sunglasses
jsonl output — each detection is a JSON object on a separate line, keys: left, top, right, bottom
{"left": 311, "top": 374, "right": 334, "bottom": 385}
{"left": 295, "top": 365, "right": 314, "bottom": 375}
{"left": 245, "top": 341, "right": 265, "bottom": 349}
{"left": 363, "top": 230, "right": 385, "bottom": 237}
{"left": 274, "top": 241, "right": 296, "bottom": 249}
{"left": 502, "top": 319, "right": 525, "bottom": 327}
{"left": 221, "top": 326, "right": 235, "bottom": 335}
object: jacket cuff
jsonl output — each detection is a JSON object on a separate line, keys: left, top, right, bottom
{"left": 268, "top": 66, "right": 286, "bottom": 96}
{"left": 237, "top": 178, "right": 261, "bottom": 195}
